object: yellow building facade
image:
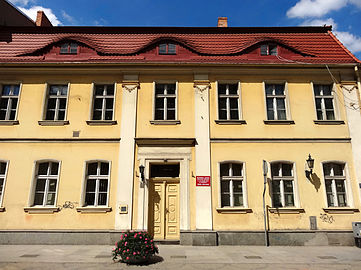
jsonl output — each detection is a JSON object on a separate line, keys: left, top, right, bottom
{"left": 0, "top": 23, "right": 360, "bottom": 245}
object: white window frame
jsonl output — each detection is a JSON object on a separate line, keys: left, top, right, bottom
{"left": 321, "top": 161, "right": 353, "bottom": 207}
{"left": 42, "top": 83, "right": 70, "bottom": 121}
{"left": 311, "top": 82, "right": 339, "bottom": 121}
{"left": 270, "top": 161, "right": 299, "bottom": 208}
{"left": 81, "top": 160, "right": 111, "bottom": 207}
{"left": 90, "top": 83, "right": 116, "bottom": 121}
{"left": 0, "top": 83, "right": 22, "bottom": 121}
{"left": 0, "top": 160, "right": 9, "bottom": 208}
{"left": 29, "top": 160, "right": 61, "bottom": 207}
{"left": 216, "top": 81, "right": 242, "bottom": 120}
{"left": 218, "top": 161, "right": 248, "bottom": 208}
{"left": 152, "top": 81, "right": 178, "bottom": 121}
{"left": 263, "top": 82, "right": 291, "bottom": 121}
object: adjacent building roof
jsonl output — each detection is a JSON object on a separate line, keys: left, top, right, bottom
{"left": 0, "top": 26, "right": 359, "bottom": 64}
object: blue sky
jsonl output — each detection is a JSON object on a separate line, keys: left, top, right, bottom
{"left": 8, "top": 0, "right": 361, "bottom": 59}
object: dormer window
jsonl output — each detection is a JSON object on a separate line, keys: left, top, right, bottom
{"left": 260, "top": 44, "right": 277, "bottom": 56}
{"left": 159, "top": 43, "right": 176, "bottom": 55}
{"left": 60, "top": 43, "right": 78, "bottom": 54}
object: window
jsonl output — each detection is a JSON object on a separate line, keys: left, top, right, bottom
{"left": 271, "top": 162, "right": 295, "bottom": 207}
{"left": 260, "top": 44, "right": 277, "bottom": 55}
{"left": 33, "top": 161, "right": 59, "bottom": 207}
{"left": 0, "top": 84, "right": 20, "bottom": 121}
{"left": 220, "top": 163, "right": 244, "bottom": 207}
{"left": 84, "top": 161, "right": 110, "bottom": 207}
{"left": 154, "top": 83, "right": 177, "bottom": 120}
{"left": 313, "top": 84, "right": 335, "bottom": 120}
{"left": 323, "top": 162, "right": 347, "bottom": 207}
{"left": 60, "top": 43, "right": 78, "bottom": 54}
{"left": 159, "top": 43, "right": 176, "bottom": 55}
{"left": 92, "top": 84, "right": 115, "bottom": 120}
{"left": 0, "top": 161, "right": 8, "bottom": 207}
{"left": 265, "top": 83, "right": 287, "bottom": 120}
{"left": 44, "top": 84, "right": 68, "bottom": 121}
{"left": 218, "top": 83, "right": 240, "bottom": 120}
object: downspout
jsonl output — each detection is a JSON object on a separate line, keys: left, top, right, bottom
{"left": 355, "top": 66, "right": 361, "bottom": 114}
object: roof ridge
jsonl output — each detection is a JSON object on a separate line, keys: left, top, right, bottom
{"left": 327, "top": 30, "right": 361, "bottom": 63}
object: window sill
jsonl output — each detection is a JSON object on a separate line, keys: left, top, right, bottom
{"left": 264, "top": 120, "right": 295, "bottom": 125}
{"left": 150, "top": 120, "right": 181, "bottom": 125}
{"left": 215, "top": 120, "right": 247, "bottom": 125}
{"left": 24, "top": 207, "right": 60, "bottom": 214}
{"left": 268, "top": 207, "right": 305, "bottom": 214}
{"left": 86, "top": 120, "right": 117, "bottom": 126}
{"left": 323, "top": 207, "right": 359, "bottom": 214}
{"left": 314, "top": 120, "right": 345, "bottom": 125}
{"left": 0, "top": 120, "right": 19, "bottom": 126}
{"left": 76, "top": 207, "right": 112, "bottom": 213}
{"left": 216, "top": 207, "right": 252, "bottom": 214}
{"left": 0, "top": 207, "right": 5, "bottom": 212}
{"left": 38, "top": 120, "right": 69, "bottom": 126}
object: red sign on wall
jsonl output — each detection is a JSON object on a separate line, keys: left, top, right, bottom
{"left": 196, "top": 176, "right": 211, "bottom": 186}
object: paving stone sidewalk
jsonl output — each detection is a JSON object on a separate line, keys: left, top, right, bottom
{"left": 0, "top": 245, "right": 360, "bottom": 269}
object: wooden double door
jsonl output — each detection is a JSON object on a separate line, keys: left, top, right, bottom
{"left": 148, "top": 179, "right": 180, "bottom": 240}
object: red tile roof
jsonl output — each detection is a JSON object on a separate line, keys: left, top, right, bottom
{"left": 0, "top": 26, "right": 359, "bottom": 64}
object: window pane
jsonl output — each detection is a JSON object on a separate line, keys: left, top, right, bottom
{"left": 99, "top": 179, "right": 108, "bottom": 192}
{"left": 45, "top": 110, "right": 55, "bottom": 121}
{"left": 283, "top": 180, "right": 293, "bottom": 193}
{"left": 313, "top": 85, "right": 321, "bottom": 96}
{"left": 325, "top": 180, "right": 334, "bottom": 207}
{"left": 276, "top": 98, "right": 285, "bottom": 110}
{"left": 230, "top": 109, "right": 239, "bottom": 120}
{"left": 11, "top": 99, "right": 18, "bottom": 110}
{"left": 228, "top": 84, "right": 238, "bottom": 95}
{"left": 269, "top": 45, "right": 277, "bottom": 55}
{"left": 47, "top": 98, "right": 56, "bottom": 110}
{"left": 166, "top": 84, "right": 176, "bottom": 95}
{"left": 315, "top": 98, "right": 322, "bottom": 110}
{"left": 229, "top": 98, "right": 238, "bottom": 110}
{"left": 0, "top": 98, "right": 8, "bottom": 110}
{"left": 167, "top": 109, "right": 175, "bottom": 120}
{"left": 277, "top": 109, "right": 287, "bottom": 120}
{"left": 260, "top": 45, "right": 268, "bottom": 55}
{"left": 324, "top": 98, "right": 334, "bottom": 110}
{"left": 265, "top": 84, "right": 273, "bottom": 95}
{"left": 221, "top": 180, "right": 230, "bottom": 193}
{"left": 335, "top": 180, "right": 345, "bottom": 193}
{"left": 2, "top": 85, "right": 12, "bottom": 95}
{"left": 220, "top": 164, "right": 229, "bottom": 177}
{"left": 233, "top": 180, "right": 243, "bottom": 193}
{"left": 60, "top": 43, "right": 69, "bottom": 54}
{"left": 105, "top": 98, "right": 113, "bottom": 109}
{"left": 218, "top": 98, "right": 226, "bottom": 110}
{"left": 48, "top": 179, "right": 57, "bottom": 192}
{"left": 155, "top": 109, "right": 164, "bottom": 120}
{"left": 85, "top": 193, "right": 95, "bottom": 206}
{"left": 326, "top": 110, "right": 335, "bottom": 120}
{"left": 272, "top": 180, "right": 282, "bottom": 207}
{"left": 38, "top": 163, "right": 49, "bottom": 175}
{"left": 271, "top": 163, "right": 280, "bottom": 177}
{"left": 167, "top": 98, "right": 175, "bottom": 109}
{"left": 59, "top": 98, "right": 66, "bottom": 110}
{"left": 284, "top": 193, "right": 294, "bottom": 207}
{"left": 86, "top": 179, "right": 96, "bottom": 192}
{"left": 34, "top": 193, "right": 44, "bottom": 205}
{"left": 100, "top": 162, "right": 109, "bottom": 175}
{"left": 159, "top": 44, "right": 167, "bottom": 54}
{"left": 59, "top": 86, "right": 67, "bottom": 96}
{"left": 93, "top": 110, "right": 102, "bottom": 120}
{"left": 333, "top": 163, "right": 344, "bottom": 176}
{"left": 155, "top": 84, "right": 165, "bottom": 95}
{"left": 69, "top": 43, "right": 78, "bottom": 54}
{"left": 282, "top": 164, "right": 293, "bottom": 176}
{"left": 221, "top": 194, "right": 230, "bottom": 207}
{"left": 106, "top": 85, "right": 114, "bottom": 96}
{"left": 94, "top": 98, "right": 103, "bottom": 110}
{"left": 50, "top": 162, "right": 59, "bottom": 175}
{"left": 95, "top": 85, "right": 104, "bottom": 96}
{"left": 322, "top": 85, "right": 332, "bottom": 95}
{"left": 275, "top": 84, "right": 284, "bottom": 95}
{"left": 87, "top": 163, "right": 98, "bottom": 175}
{"left": 98, "top": 193, "right": 107, "bottom": 205}
{"left": 0, "top": 162, "right": 6, "bottom": 175}
{"left": 58, "top": 110, "right": 65, "bottom": 121}
{"left": 0, "top": 110, "right": 5, "bottom": 120}
{"left": 232, "top": 163, "right": 242, "bottom": 176}
{"left": 233, "top": 194, "right": 243, "bottom": 207}
{"left": 155, "top": 97, "right": 164, "bottom": 109}
{"left": 219, "top": 109, "right": 227, "bottom": 120}
{"left": 35, "top": 179, "right": 46, "bottom": 192}
{"left": 150, "top": 164, "right": 180, "bottom": 178}
{"left": 46, "top": 192, "right": 56, "bottom": 205}
{"left": 105, "top": 111, "right": 113, "bottom": 120}
{"left": 323, "top": 163, "right": 331, "bottom": 176}
{"left": 218, "top": 84, "right": 227, "bottom": 95}
{"left": 168, "top": 44, "right": 176, "bottom": 54}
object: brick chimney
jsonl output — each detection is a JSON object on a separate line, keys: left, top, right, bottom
{"left": 217, "top": 17, "right": 228, "bottom": 27}
{"left": 35, "top": 10, "right": 52, "bottom": 27}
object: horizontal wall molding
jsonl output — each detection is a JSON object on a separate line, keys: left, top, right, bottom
{"left": 211, "top": 138, "right": 351, "bottom": 143}
{"left": 135, "top": 138, "right": 196, "bottom": 146}
{"left": 0, "top": 138, "right": 121, "bottom": 142}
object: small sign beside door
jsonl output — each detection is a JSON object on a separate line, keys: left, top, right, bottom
{"left": 196, "top": 176, "right": 211, "bottom": 186}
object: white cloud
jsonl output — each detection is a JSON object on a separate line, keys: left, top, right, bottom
{"left": 301, "top": 17, "right": 337, "bottom": 28}
{"left": 8, "top": 0, "right": 35, "bottom": 6}
{"left": 287, "top": 0, "right": 348, "bottom": 18}
{"left": 61, "top": 10, "right": 76, "bottom": 24}
{"left": 18, "top": 5, "right": 62, "bottom": 26}
{"left": 334, "top": 31, "right": 361, "bottom": 53}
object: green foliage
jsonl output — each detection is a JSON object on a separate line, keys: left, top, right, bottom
{"left": 112, "top": 230, "right": 159, "bottom": 264}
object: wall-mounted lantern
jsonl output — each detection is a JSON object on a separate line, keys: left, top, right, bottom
{"left": 139, "top": 165, "right": 145, "bottom": 182}
{"left": 305, "top": 154, "right": 314, "bottom": 179}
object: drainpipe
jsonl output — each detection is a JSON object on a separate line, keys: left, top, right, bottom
{"left": 355, "top": 66, "right": 361, "bottom": 113}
